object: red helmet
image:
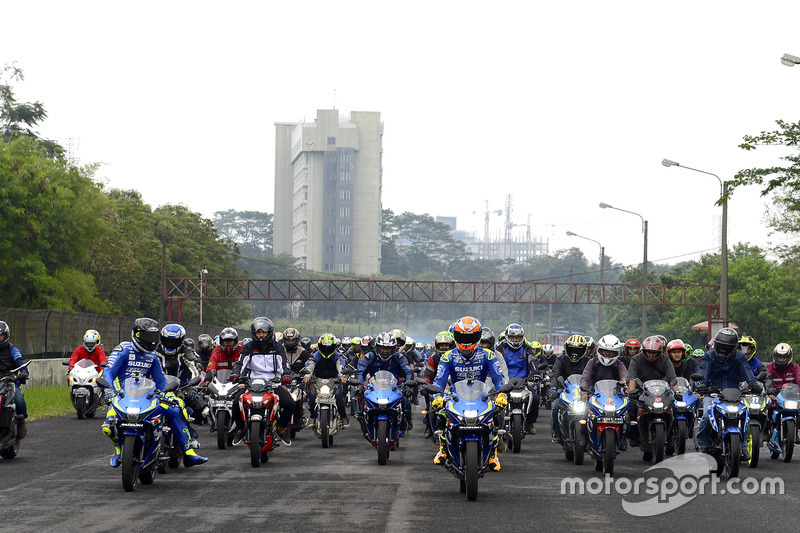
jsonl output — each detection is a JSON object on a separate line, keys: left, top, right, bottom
{"left": 641, "top": 335, "right": 665, "bottom": 364}
{"left": 624, "top": 338, "right": 640, "bottom": 357}
{"left": 453, "top": 316, "right": 482, "bottom": 358}
{"left": 666, "top": 339, "right": 686, "bottom": 361}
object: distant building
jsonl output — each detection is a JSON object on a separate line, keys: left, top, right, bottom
{"left": 435, "top": 216, "right": 549, "bottom": 262}
{"left": 273, "top": 109, "right": 382, "bottom": 274}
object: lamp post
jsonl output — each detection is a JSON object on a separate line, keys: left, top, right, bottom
{"left": 599, "top": 202, "right": 648, "bottom": 338}
{"left": 199, "top": 268, "right": 208, "bottom": 325}
{"left": 662, "top": 159, "right": 728, "bottom": 331}
{"left": 566, "top": 231, "right": 605, "bottom": 335}
{"left": 781, "top": 53, "right": 800, "bottom": 67}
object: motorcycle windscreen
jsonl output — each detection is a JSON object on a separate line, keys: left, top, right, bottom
{"left": 781, "top": 383, "right": 800, "bottom": 400}
{"left": 122, "top": 376, "right": 157, "bottom": 399}
{"left": 371, "top": 370, "right": 396, "bottom": 391}
{"left": 644, "top": 380, "right": 669, "bottom": 396}
{"left": 594, "top": 379, "right": 621, "bottom": 399}
{"left": 215, "top": 369, "right": 231, "bottom": 382}
{"left": 452, "top": 379, "right": 489, "bottom": 402}
{"left": 675, "top": 377, "right": 691, "bottom": 395}
{"left": 74, "top": 359, "right": 95, "bottom": 370}
{"left": 566, "top": 374, "right": 582, "bottom": 386}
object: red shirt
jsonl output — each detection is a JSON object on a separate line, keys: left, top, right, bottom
{"left": 68, "top": 345, "right": 107, "bottom": 369}
{"left": 207, "top": 346, "right": 241, "bottom": 372}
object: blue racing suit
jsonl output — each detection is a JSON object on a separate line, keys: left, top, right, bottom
{"left": 498, "top": 342, "right": 544, "bottom": 423}
{"left": 433, "top": 347, "right": 507, "bottom": 392}
{"left": 103, "top": 342, "right": 196, "bottom": 453}
{"left": 696, "top": 349, "right": 757, "bottom": 448}
{"left": 358, "top": 350, "right": 414, "bottom": 424}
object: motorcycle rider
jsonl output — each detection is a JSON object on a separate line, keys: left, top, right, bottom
{"left": 68, "top": 329, "right": 108, "bottom": 371}
{"left": 739, "top": 335, "right": 764, "bottom": 375}
{"left": 667, "top": 339, "right": 695, "bottom": 380}
{"left": 231, "top": 317, "right": 294, "bottom": 446}
{"left": 765, "top": 343, "right": 800, "bottom": 448}
{"left": 304, "top": 333, "right": 350, "bottom": 428}
{"left": 622, "top": 338, "right": 640, "bottom": 368}
{"left": 496, "top": 323, "right": 543, "bottom": 435}
{"left": 357, "top": 331, "right": 415, "bottom": 433}
{"left": 156, "top": 324, "right": 205, "bottom": 432}
{"left": 432, "top": 316, "right": 508, "bottom": 471}
{"left": 0, "top": 321, "right": 29, "bottom": 441}
{"left": 101, "top": 318, "right": 207, "bottom": 467}
{"left": 195, "top": 334, "right": 215, "bottom": 372}
{"left": 551, "top": 335, "right": 590, "bottom": 444}
{"left": 542, "top": 343, "right": 557, "bottom": 366}
{"left": 695, "top": 327, "right": 761, "bottom": 454}
{"left": 580, "top": 334, "right": 630, "bottom": 449}
{"left": 421, "top": 331, "right": 457, "bottom": 439}
{"left": 691, "top": 348, "right": 705, "bottom": 373}
{"left": 282, "top": 327, "right": 311, "bottom": 376}
{"left": 204, "top": 327, "right": 242, "bottom": 432}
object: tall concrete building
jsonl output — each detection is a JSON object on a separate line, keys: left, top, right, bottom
{"left": 274, "top": 109, "right": 382, "bottom": 274}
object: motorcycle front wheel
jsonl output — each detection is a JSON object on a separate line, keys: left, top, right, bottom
{"left": 676, "top": 419, "right": 688, "bottom": 455}
{"left": 75, "top": 395, "right": 87, "bottom": 420}
{"left": 377, "top": 419, "right": 389, "bottom": 465}
{"left": 572, "top": 423, "right": 585, "bottom": 466}
{"left": 121, "top": 435, "right": 141, "bottom": 492}
{"left": 216, "top": 411, "right": 229, "bottom": 450}
{"left": 250, "top": 420, "right": 263, "bottom": 468}
{"left": 602, "top": 428, "right": 616, "bottom": 476}
{"left": 320, "top": 407, "right": 330, "bottom": 449}
{"left": 465, "top": 440, "right": 479, "bottom": 501}
{"left": 747, "top": 423, "right": 760, "bottom": 468}
{"left": 511, "top": 413, "right": 523, "bottom": 454}
{"left": 783, "top": 419, "right": 795, "bottom": 463}
{"left": 653, "top": 423, "right": 666, "bottom": 464}
{"left": 726, "top": 432, "right": 741, "bottom": 478}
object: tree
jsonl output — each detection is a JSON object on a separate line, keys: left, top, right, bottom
{"left": 1, "top": 64, "right": 59, "bottom": 155}
{"left": 213, "top": 210, "right": 273, "bottom": 254}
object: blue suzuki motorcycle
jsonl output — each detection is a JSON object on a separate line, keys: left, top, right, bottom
{"left": 767, "top": 382, "right": 800, "bottom": 462}
{"left": 586, "top": 379, "right": 629, "bottom": 477}
{"left": 670, "top": 376, "right": 699, "bottom": 456}
{"left": 425, "top": 377, "right": 512, "bottom": 501}
{"left": 556, "top": 374, "right": 588, "bottom": 465}
{"left": 99, "top": 373, "right": 179, "bottom": 492}
{"left": 700, "top": 384, "right": 749, "bottom": 478}
{"left": 359, "top": 370, "right": 406, "bottom": 465}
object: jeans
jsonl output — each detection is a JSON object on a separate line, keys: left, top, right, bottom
{"left": 696, "top": 396, "right": 715, "bottom": 448}
{"left": 15, "top": 385, "right": 27, "bottom": 418}
{"left": 551, "top": 397, "right": 562, "bottom": 435}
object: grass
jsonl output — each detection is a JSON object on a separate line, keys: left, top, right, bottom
{"left": 24, "top": 385, "right": 88, "bottom": 421}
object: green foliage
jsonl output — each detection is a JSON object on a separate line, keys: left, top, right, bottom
{"left": 213, "top": 209, "right": 273, "bottom": 254}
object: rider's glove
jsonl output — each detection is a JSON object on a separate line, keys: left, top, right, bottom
{"left": 281, "top": 374, "right": 292, "bottom": 386}
{"left": 432, "top": 395, "right": 444, "bottom": 411}
{"left": 495, "top": 392, "right": 508, "bottom": 411}
{"left": 674, "top": 393, "right": 683, "bottom": 402}
{"left": 749, "top": 380, "right": 763, "bottom": 393}
{"left": 229, "top": 374, "right": 239, "bottom": 383}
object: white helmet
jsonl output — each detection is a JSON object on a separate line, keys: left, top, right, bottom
{"left": 596, "top": 334, "right": 623, "bottom": 367}
{"left": 542, "top": 343, "right": 554, "bottom": 356}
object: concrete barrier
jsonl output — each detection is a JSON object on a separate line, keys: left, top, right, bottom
{"left": 28, "top": 358, "right": 70, "bottom": 387}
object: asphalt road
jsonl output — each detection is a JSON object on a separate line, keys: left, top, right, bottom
{"left": 2, "top": 405, "right": 799, "bottom": 533}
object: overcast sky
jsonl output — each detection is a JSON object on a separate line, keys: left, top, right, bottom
{"left": 5, "top": 1, "right": 800, "bottom": 269}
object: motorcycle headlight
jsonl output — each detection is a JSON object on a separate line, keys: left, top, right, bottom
{"left": 572, "top": 401, "right": 586, "bottom": 415}
{"left": 604, "top": 403, "right": 616, "bottom": 413}
{"left": 319, "top": 384, "right": 332, "bottom": 397}
{"left": 785, "top": 400, "right": 799, "bottom": 410}
{"left": 653, "top": 401, "right": 664, "bottom": 409}
{"left": 749, "top": 399, "right": 762, "bottom": 409}
{"left": 68, "top": 376, "right": 76, "bottom": 383}
{"left": 726, "top": 404, "right": 740, "bottom": 413}
{"left": 250, "top": 394, "right": 264, "bottom": 408}
{"left": 126, "top": 407, "right": 141, "bottom": 415}
{"left": 90, "top": 377, "right": 97, "bottom": 383}
{"left": 675, "top": 401, "right": 687, "bottom": 408}
{"left": 378, "top": 398, "right": 389, "bottom": 405}
{"left": 510, "top": 391, "right": 524, "bottom": 400}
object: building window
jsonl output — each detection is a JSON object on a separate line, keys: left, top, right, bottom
{"left": 340, "top": 190, "right": 351, "bottom": 200}
{"left": 339, "top": 226, "right": 351, "bottom": 236}
{"left": 338, "top": 244, "right": 350, "bottom": 254}
{"left": 339, "top": 207, "right": 350, "bottom": 217}
{"left": 328, "top": 137, "right": 336, "bottom": 145}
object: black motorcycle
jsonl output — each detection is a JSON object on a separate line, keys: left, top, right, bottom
{"left": 632, "top": 379, "right": 675, "bottom": 464}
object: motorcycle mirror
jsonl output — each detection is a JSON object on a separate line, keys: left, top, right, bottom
{"left": 690, "top": 372, "right": 704, "bottom": 381}
{"left": 61, "top": 360, "right": 70, "bottom": 366}
{"left": 756, "top": 370, "right": 768, "bottom": 381}
{"left": 164, "top": 380, "right": 180, "bottom": 393}
{"left": 635, "top": 378, "right": 643, "bottom": 388}
{"left": 537, "top": 363, "right": 549, "bottom": 370}
{"left": 424, "top": 384, "right": 443, "bottom": 395}
{"left": 185, "top": 376, "right": 202, "bottom": 388}
{"left": 498, "top": 382, "right": 514, "bottom": 393}
{"left": 96, "top": 377, "right": 111, "bottom": 389}
{"left": 557, "top": 376, "right": 565, "bottom": 387}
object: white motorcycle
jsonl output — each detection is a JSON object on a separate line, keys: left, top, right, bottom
{"left": 205, "top": 369, "right": 240, "bottom": 449}
{"left": 62, "top": 359, "right": 104, "bottom": 419}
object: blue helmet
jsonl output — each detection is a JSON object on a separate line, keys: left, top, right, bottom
{"left": 160, "top": 324, "right": 186, "bottom": 356}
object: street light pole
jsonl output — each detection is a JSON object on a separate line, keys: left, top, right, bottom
{"left": 662, "top": 159, "right": 728, "bottom": 331}
{"left": 599, "top": 203, "right": 648, "bottom": 338}
{"left": 199, "top": 268, "right": 208, "bottom": 325}
{"left": 781, "top": 53, "right": 800, "bottom": 67}
{"left": 566, "top": 231, "right": 605, "bottom": 335}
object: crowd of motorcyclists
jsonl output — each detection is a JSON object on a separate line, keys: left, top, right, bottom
{"left": 4, "top": 315, "right": 800, "bottom": 481}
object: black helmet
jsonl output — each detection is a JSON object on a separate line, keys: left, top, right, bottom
{"left": 197, "top": 334, "right": 213, "bottom": 351}
{"left": 300, "top": 336, "right": 312, "bottom": 350}
{"left": 713, "top": 327, "right": 739, "bottom": 362}
{"left": 183, "top": 338, "right": 195, "bottom": 351}
{"left": 250, "top": 317, "right": 274, "bottom": 351}
{"left": 0, "top": 321, "right": 9, "bottom": 349}
{"left": 283, "top": 327, "right": 300, "bottom": 350}
{"left": 131, "top": 318, "right": 160, "bottom": 352}
{"left": 480, "top": 328, "right": 496, "bottom": 350}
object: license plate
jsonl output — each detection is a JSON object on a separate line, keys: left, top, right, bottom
{"left": 73, "top": 388, "right": 89, "bottom": 396}
{"left": 598, "top": 417, "right": 623, "bottom": 424}
{"left": 211, "top": 400, "right": 230, "bottom": 407}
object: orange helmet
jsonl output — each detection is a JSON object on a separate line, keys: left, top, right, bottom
{"left": 453, "top": 316, "right": 482, "bottom": 358}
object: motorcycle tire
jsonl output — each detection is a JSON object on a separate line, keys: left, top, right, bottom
{"left": 676, "top": 419, "right": 688, "bottom": 456}
{"left": 250, "top": 420, "right": 263, "bottom": 468}
{"left": 320, "top": 407, "right": 330, "bottom": 449}
{"left": 602, "top": 428, "right": 616, "bottom": 477}
{"left": 546, "top": 398, "right": 552, "bottom": 410}
{"left": 727, "top": 432, "right": 741, "bottom": 478}
{"left": 0, "top": 441, "right": 19, "bottom": 460}
{"left": 511, "top": 413, "right": 522, "bottom": 454}
{"left": 572, "top": 424, "right": 585, "bottom": 466}
{"left": 465, "top": 440, "right": 479, "bottom": 501}
{"left": 653, "top": 423, "right": 666, "bottom": 464}
{"left": 121, "top": 435, "right": 141, "bottom": 492}
{"left": 377, "top": 419, "right": 389, "bottom": 465}
{"left": 216, "top": 411, "right": 229, "bottom": 450}
{"left": 564, "top": 448, "right": 574, "bottom": 461}
{"left": 460, "top": 479, "right": 466, "bottom": 494}
{"left": 140, "top": 465, "right": 155, "bottom": 485}
{"left": 76, "top": 395, "right": 87, "bottom": 420}
{"left": 747, "top": 423, "right": 760, "bottom": 468}
{"left": 783, "top": 419, "right": 795, "bottom": 463}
